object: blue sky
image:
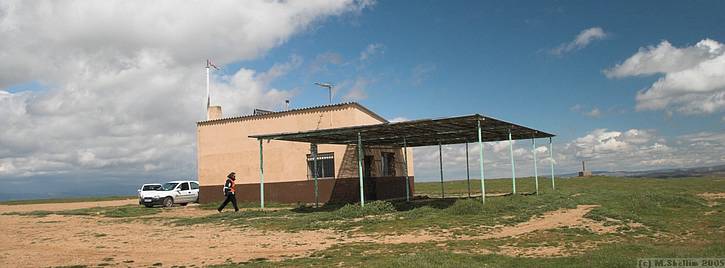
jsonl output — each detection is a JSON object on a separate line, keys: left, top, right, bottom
{"left": 0, "top": 0, "right": 723, "bottom": 198}
{"left": 232, "top": 0, "right": 724, "bottom": 141}
{"left": 218, "top": 0, "right": 725, "bottom": 181}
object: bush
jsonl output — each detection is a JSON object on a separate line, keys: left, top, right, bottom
{"left": 444, "top": 198, "right": 485, "bottom": 215}
{"left": 330, "top": 200, "right": 396, "bottom": 219}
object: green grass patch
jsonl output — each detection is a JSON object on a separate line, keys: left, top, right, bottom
{"left": 208, "top": 238, "right": 725, "bottom": 267}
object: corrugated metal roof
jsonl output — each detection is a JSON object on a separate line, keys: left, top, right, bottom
{"left": 249, "top": 114, "right": 555, "bottom": 147}
{"left": 197, "top": 102, "right": 388, "bottom": 125}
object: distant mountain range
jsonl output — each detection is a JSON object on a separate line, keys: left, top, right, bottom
{"left": 559, "top": 164, "right": 725, "bottom": 178}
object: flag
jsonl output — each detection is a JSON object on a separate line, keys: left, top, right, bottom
{"left": 207, "top": 59, "right": 219, "bottom": 70}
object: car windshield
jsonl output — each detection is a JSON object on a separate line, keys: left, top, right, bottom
{"left": 142, "top": 185, "right": 162, "bottom": 191}
{"left": 161, "top": 182, "right": 179, "bottom": 191}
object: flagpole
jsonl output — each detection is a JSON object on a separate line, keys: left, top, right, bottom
{"left": 206, "top": 60, "right": 210, "bottom": 120}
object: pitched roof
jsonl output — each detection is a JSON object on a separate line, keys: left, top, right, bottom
{"left": 197, "top": 102, "right": 388, "bottom": 125}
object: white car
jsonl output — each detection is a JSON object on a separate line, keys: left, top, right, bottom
{"left": 138, "top": 180, "right": 200, "bottom": 208}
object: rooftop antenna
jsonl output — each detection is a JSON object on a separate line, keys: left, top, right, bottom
{"left": 314, "top": 82, "right": 335, "bottom": 127}
{"left": 206, "top": 59, "right": 219, "bottom": 119}
{"left": 314, "top": 82, "right": 334, "bottom": 105}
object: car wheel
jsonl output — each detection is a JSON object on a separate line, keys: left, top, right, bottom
{"left": 144, "top": 204, "right": 154, "bottom": 208}
{"left": 163, "top": 197, "right": 174, "bottom": 207}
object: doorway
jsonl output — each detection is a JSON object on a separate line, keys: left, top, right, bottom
{"left": 363, "top": 155, "right": 376, "bottom": 200}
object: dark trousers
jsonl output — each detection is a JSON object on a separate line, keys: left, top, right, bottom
{"left": 218, "top": 193, "right": 238, "bottom": 212}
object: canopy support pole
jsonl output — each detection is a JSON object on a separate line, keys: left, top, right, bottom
{"left": 258, "top": 139, "right": 265, "bottom": 209}
{"left": 465, "top": 141, "right": 471, "bottom": 198}
{"left": 477, "top": 120, "right": 486, "bottom": 204}
{"left": 509, "top": 129, "right": 516, "bottom": 194}
{"left": 312, "top": 144, "right": 319, "bottom": 208}
{"left": 532, "top": 138, "right": 539, "bottom": 195}
{"left": 549, "top": 137, "right": 555, "bottom": 190}
{"left": 403, "top": 137, "right": 410, "bottom": 202}
{"left": 439, "top": 141, "right": 444, "bottom": 199}
{"left": 357, "top": 132, "right": 365, "bottom": 207}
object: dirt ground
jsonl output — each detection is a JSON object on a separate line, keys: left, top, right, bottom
{"left": 0, "top": 199, "right": 138, "bottom": 213}
{"left": 0, "top": 201, "right": 626, "bottom": 267}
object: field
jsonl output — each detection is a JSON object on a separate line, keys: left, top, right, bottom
{"left": 0, "top": 176, "right": 723, "bottom": 267}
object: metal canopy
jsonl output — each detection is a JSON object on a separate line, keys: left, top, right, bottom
{"left": 249, "top": 114, "right": 554, "bottom": 147}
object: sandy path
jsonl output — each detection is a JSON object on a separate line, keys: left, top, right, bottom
{"left": 352, "top": 205, "right": 607, "bottom": 244}
{"left": 0, "top": 199, "right": 138, "bottom": 213}
{"left": 0, "top": 214, "right": 341, "bottom": 267}
{"left": 0, "top": 202, "right": 615, "bottom": 267}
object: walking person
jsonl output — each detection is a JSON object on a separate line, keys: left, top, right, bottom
{"left": 217, "top": 172, "right": 239, "bottom": 212}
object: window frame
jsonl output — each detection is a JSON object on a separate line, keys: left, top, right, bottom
{"left": 306, "top": 152, "right": 335, "bottom": 179}
{"left": 381, "top": 152, "right": 396, "bottom": 177}
{"left": 179, "top": 182, "right": 190, "bottom": 191}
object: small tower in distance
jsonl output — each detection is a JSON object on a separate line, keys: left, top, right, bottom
{"left": 578, "top": 160, "right": 592, "bottom": 177}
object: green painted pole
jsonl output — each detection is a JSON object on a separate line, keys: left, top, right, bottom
{"left": 259, "top": 139, "right": 265, "bottom": 209}
{"left": 549, "top": 137, "right": 555, "bottom": 190}
{"left": 465, "top": 141, "right": 471, "bottom": 198}
{"left": 509, "top": 129, "right": 516, "bottom": 194}
{"left": 532, "top": 138, "right": 539, "bottom": 195}
{"left": 438, "top": 141, "right": 444, "bottom": 199}
{"left": 477, "top": 120, "right": 485, "bottom": 204}
{"left": 357, "top": 132, "right": 365, "bottom": 207}
{"left": 313, "top": 144, "right": 319, "bottom": 208}
{"left": 403, "top": 137, "right": 410, "bottom": 202}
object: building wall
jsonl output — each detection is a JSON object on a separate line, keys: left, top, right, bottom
{"left": 199, "top": 176, "right": 416, "bottom": 204}
{"left": 196, "top": 104, "right": 416, "bottom": 197}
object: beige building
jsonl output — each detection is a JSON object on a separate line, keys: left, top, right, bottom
{"left": 196, "top": 102, "right": 414, "bottom": 204}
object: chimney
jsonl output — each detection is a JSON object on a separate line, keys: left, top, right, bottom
{"left": 285, "top": 99, "right": 290, "bottom": 111}
{"left": 207, "top": 105, "right": 222, "bottom": 120}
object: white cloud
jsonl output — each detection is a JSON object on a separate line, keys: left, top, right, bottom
{"left": 572, "top": 104, "right": 599, "bottom": 117}
{"left": 550, "top": 27, "right": 608, "bottom": 55}
{"left": 308, "top": 51, "right": 344, "bottom": 74}
{"left": 257, "top": 55, "right": 303, "bottom": 85}
{"left": 359, "top": 43, "right": 384, "bottom": 61}
{"left": 390, "top": 117, "right": 409, "bottom": 123}
{"left": 570, "top": 104, "right": 583, "bottom": 112}
{"left": 412, "top": 128, "right": 724, "bottom": 182}
{"left": 411, "top": 63, "right": 436, "bottom": 86}
{"left": 584, "top": 107, "right": 601, "bottom": 118}
{"left": 604, "top": 39, "right": 725, "bottom": 114}
{"left": 0, "top": 0, "right": 370, "bottom": 181}
{"left": 341, "top": 77, "right": 370, "bottom": 101}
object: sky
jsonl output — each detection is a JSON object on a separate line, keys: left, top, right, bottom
{"left": 1, "top": 0, "right": 724, "bottom": 199}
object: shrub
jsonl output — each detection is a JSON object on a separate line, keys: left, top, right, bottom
{"left": 330, "top": 200, "right": 396, "bottom": 219}
{"left": 445, "top": 198, "right": 485, "bottom": 215}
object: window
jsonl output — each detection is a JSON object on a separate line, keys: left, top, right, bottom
{"left": 307, "top": 152, "right": 335, "bottom": 178}
{"left": 180, "top": 182, "right": 190, "bottom": 191}
{"left": 190, "top": 182, "right": 199, "bottom": 190}
{"left": 381, "top": 152, "right": 396, "bottom": 176}
{"left": 162, "top": 182, "right": 178, "bottom": 191}
{"left": 142, "top": 185, "right": 162, "bottom": 191}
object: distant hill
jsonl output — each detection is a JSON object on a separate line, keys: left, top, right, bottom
{"left": 559, "top": 164, "right": 725, "bottom": 178}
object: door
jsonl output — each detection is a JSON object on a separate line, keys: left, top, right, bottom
{"left": 363, "top": 156, "right": 376, "bottom": 200}
{"left": 178, "top": 182, "right": 192, "bottom": 203}
{"left": 190, "top": 182, "right": 200, "bottom": 202}
{"left": 364, "top": 156, "right": 373, "bottom": 178}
